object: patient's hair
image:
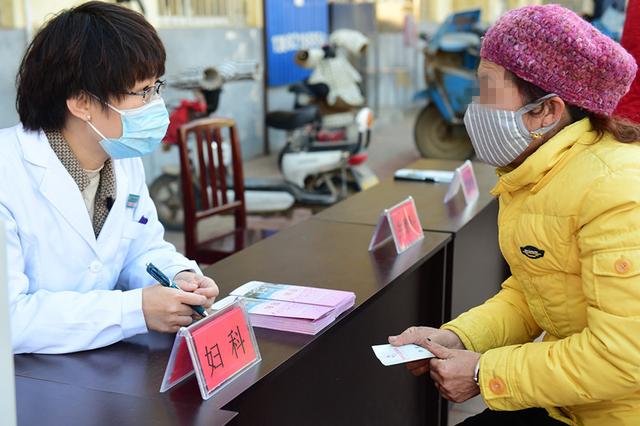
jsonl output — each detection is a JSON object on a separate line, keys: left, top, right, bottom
{"left": 510, "top": 72, "right": 640, "bottom": 144}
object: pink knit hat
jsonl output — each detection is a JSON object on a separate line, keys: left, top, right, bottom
{"left": 481, "top": 4, "right": 638, "bottom": 116}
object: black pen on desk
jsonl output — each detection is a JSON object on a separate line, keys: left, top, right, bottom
{"left": 393, "top": 176, "right": 437, "bottom": 183}
{"left": 146, "top": 263, "right": 208, "bottom": 318}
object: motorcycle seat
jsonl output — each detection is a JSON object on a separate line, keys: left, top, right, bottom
{"left": 308, "top": 141, "right": 361, "bottom": 155}
{"left": 440, "top": 32, "right": 480, "bottom": 52}
{"left": 348, "top": 152, "right": 368, "bottom": 166}
{"left": 266, "top": 106, "right": 320, "bottom": 130}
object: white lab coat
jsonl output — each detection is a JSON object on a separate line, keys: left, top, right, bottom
{"left": 0, "top": 125, "right": 200, "bottom": 354}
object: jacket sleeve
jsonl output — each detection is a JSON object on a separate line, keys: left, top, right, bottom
{"left": 441, "top": 275, "right": 542, "bottom": 353}
{"left": 117, "top": 160, "right": 201, "bottom": 290}
{"left": 477, "top": 171, "right": 640, "bottom": 410}
{"left": 3, "top": 203, "right": 147, "bottom": 354}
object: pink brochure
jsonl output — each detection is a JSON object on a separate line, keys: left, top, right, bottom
{"left": 231, "top": 281, "right": 354, "bottom": 308}
{"left": 242, "top": 297, "right": 334, "bottom": 320}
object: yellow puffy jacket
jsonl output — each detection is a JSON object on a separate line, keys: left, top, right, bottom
{"left": 442, "top": 118, "right": 640, "bottom": 425}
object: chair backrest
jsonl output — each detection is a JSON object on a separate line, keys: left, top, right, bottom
{"left": 177, "top": 117, "right": 246, "bottom": 254}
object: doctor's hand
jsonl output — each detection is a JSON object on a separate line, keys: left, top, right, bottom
{"left": 388, "top": 326, "right": 464, "bottom": 377}
{"left": 173, "top": 271, "right": 219, "bottom": 310}
{"left": 142, "top": 285, "right": 208, "bottom": 333}
{"left": 424, "top": 339, "right": 481, "bottom": 403}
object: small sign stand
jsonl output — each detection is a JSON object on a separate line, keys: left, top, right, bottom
{"left": 160, "top": 300, "right": 261, "bottom": 400}
{"left": 443, "top": 160, "right": 479, "bottom": 205}
{"left": 368, "top": 196, "right": 424, "bottom": 254}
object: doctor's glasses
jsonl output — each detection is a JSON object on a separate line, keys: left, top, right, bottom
{"left": 126, "top": 79, "right": 166, "bottom": 104}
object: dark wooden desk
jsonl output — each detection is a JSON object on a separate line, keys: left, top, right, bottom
{"left": 315, "top": 159, "right": 508, "bottom": 318}
{"left": 15, "top": 375, "right": 237, "bottom": 426}
{"left": 205, "top": 220, "right": 450, "bottom": 425}
{"left": 316, "top": 159, "right": 497, "bottom": 234}
{"left": 15, "top": 219, "right": 451, "bottom": 426}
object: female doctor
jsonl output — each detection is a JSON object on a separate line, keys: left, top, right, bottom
{"left": 1, "top": 2, "right": 218, "bottom": 354}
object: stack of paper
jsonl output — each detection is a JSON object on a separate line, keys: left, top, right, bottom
{"left": 224, "top": 281, "right": 356, "bottom": 335}
{"left": 239, "top": 298, "right": 336, "bottom": 334}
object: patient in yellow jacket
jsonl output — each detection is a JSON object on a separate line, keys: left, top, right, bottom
{"left": 390, "top": 5, "right": 640, "bottom": 426}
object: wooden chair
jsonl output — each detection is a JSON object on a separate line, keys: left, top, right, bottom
{"left": 177, "top": 117, "right": 262, "bottom": 264}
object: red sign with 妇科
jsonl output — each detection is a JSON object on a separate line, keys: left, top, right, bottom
{"left": 160, "top": 301, "right": 261, "bottom": 400}
{"left": 191, "top": 306, "right": 257, "bottom": 392}
{"left": 387, "top": 198, "right": 424, "bottom": 253}
{"left": 368, "top": 197, "right": 424, "bottom": 254}
{"left": 444, "top": 160, "right": 479, "bottom": 205}
{"left": 458, "top": 160, "right": 479, "bottom": 204}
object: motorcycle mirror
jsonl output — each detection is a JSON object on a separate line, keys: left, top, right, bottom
{"left": 199, "top": 67, "right": 223, "bottom": 91}
{"left": 322, "top": 45, "right": 337, "bottom": 58}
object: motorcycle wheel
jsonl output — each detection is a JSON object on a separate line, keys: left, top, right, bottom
{"left": 148, "top": 173, "right": 200, "bottom": 231}
{"left": 277, "top": 144, "right": 289, "bottom": 172}
{"left": 414, "top": 104, "right": 474, "bottom": 160}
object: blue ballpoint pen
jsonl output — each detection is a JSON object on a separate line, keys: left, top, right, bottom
{"left": 146, "top": 263, "right": 209, "bottom": 318}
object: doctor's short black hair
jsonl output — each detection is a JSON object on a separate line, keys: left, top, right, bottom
{"left": 16, "top": 1, "right": 166, "bottom": 131}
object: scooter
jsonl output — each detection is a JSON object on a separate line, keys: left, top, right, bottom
{"left": 262, "top": 104, "right": 375, "bottom": 203}
{"left": 267, "top": 29, "right": 378, "bottom": 192}
{"left": 149, "top": 61, "right": 374, "bottom": 230}
{"left": 413, "top": 10, "right": 485, "bottom": 160}
{"left": 187, "top": 63, "right": 375, "bottom": 203}
{"left": 149, "top": 62, "right": 297, "bottom": 231}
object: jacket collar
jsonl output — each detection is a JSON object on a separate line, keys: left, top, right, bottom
{"left": 20, "top": 126, "right": 49, "bottom": 168}
{"left": 43, "top": 129, "right": 117, "bottom": 237}
{"left": 491, "top": 118, "right": 597, "bottom": 196}
{"left": 17, "top": 126, "right": 99, "bottom": 255}
{"left": 44, "top": 129, "right": 91, "bottom": 192}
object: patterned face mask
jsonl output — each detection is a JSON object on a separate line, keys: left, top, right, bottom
{"left": 464, "top": 94, "right": 559, "bottom": 167}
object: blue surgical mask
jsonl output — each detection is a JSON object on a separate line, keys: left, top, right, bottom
{"left": 87, "top": 97, "right": 170, "bottom": 159}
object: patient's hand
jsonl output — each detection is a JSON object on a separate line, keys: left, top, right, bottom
{"left": 424, "top": 339, "right": 481, "bottom": 403}
{"left": 388, "top": 326, "right": 464, "bottom": 377}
